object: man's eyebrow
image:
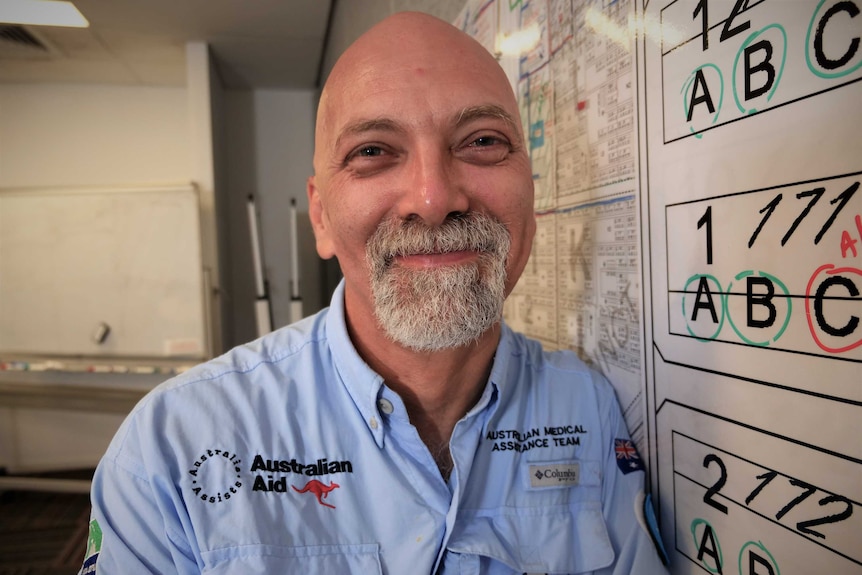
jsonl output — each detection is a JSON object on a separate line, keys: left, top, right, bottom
{"left": 455, "top": 104, "right": 520, "bottom": 135}
{"left": 335, "top": 118, "right": 404, "bottom": 150}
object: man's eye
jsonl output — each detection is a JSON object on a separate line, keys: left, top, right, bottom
{"left": 470, "top": 136, "right": 503, "bottom": 147}
{"left": 457, "top": 133, "right": 512, "bottom": 165}
{"left": 343, "top": 144, "right": 397, "bottom": 175}
{"left": 356, "top": 145, "right": 384, "bottom": 157}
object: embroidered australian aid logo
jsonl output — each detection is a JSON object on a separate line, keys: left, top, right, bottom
{"left": 187, "top": 448, "right": 244, "bottom": 504}
{"left": 292, "top": 479, "right": 340, "bottom": 508}
{"left": 250, "top": 454, "right": 353, "bottom": 509}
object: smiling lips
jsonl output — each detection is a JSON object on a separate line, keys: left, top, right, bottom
{"left": 394, "top": 250, "right": 479, "bottom": 268}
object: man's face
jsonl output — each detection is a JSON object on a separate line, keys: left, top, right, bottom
{"left": 308, "top": 18, "right": 536, "bottom": 350}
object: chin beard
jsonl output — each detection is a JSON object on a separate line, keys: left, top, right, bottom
{"left": 366, "top": 212, "right": 510, "bottom": 352}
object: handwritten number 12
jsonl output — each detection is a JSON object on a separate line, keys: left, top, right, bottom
{"left": 693, "top": 0, "right": 752, "bottom": 52}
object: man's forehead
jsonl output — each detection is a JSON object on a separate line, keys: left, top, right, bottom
{"left": 314, "top": 12, "right": 520, "bottom": 159}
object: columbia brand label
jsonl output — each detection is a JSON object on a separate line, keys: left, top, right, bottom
{"left": 529, "top": 462, "right": 580, "bottom": 488}
{"left": 615, "top": 438, "right": 645, "bottom": 474}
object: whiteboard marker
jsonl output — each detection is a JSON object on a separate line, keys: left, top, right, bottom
{"left": 132, "top": 366, "right": 156, "bottom": 374}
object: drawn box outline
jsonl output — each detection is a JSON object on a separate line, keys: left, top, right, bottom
{"left": 670, "top": 429, "right": 862, "bottom": 570}
{"left": 661, "top": 170, "right": 862, "bottom": 364}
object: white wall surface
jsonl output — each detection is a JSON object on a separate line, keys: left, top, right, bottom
{"left": 0, "top": 84, "right": 189, "bottom": 188}
{"left": 0, "top": 82, "right": 190, "bottom": 472}
{"left": 186, "top": 43, "right": 227, "bottom": 355}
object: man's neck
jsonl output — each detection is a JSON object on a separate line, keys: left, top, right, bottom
{"left": 345, "top": 300, "right": 500, "bottom": 476}
{"left": 353, "top": 321, "right": 499, "bottom": 415}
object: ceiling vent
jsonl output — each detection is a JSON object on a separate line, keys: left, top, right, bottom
{"left": 0, "top": 24, "right": 55, "bottom": 60}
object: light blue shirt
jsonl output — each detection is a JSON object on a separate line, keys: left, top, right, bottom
{"left": 82, "top": 281, "right": 668, "bottom": 574}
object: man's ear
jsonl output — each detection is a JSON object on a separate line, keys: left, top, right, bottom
{"left": 307, "top": 176, "right": 336, "bottom": 259}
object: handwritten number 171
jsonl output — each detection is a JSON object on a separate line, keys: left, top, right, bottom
{"left": 747, "top": 182, "right": 858, "bottom": 248}
{"left": 696, "top": 182, "right": 859, "bottom": 263}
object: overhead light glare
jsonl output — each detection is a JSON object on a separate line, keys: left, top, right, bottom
{"left": 496, "top": 24, "right": 541, "bottom": 57}
{"left": 0, "top": 0, "right": 89, "bottom": 28}
{"left": 584, "top": 7, "right": 631, "bottom": 51}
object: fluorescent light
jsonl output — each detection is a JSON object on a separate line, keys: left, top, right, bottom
{"left": 0, "top": 0, "right": 89, "bottom": 28}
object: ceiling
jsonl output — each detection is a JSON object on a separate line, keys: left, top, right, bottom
{"left": 0, "top": 0, "right": 334, "bottom": 89}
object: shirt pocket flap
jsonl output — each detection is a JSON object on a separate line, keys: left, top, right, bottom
{"left": 202, "top": 543, "right": 382, "bottom": 574}
{"left": 448, "top": 502, "right": 615, "bottom": 573}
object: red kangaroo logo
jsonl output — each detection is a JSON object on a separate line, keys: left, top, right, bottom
{"left": 292, "top": 480, "right": 340, "bottom": 508}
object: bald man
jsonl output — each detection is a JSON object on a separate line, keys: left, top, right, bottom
{"left": 81, "top": 12, "right": 668, "bottom": 575}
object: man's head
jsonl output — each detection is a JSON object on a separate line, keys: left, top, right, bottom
{"left": 307, "top": 11, "right": 536, "bottom": 352}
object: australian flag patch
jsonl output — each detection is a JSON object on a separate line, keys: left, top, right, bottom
{"left": 614, "top": 438, "right": 644, "bottom": 474}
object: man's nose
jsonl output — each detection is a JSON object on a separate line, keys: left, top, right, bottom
{"left": 396, "top": 146, "right": 469, "bottom": 225}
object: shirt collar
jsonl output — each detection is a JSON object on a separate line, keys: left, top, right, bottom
{"left": 325, "top": 280, "right": 387, "bottom": 447}
{"left": 324, "top": 280, "right": 523, "bottom": 447}
{"left": 481, "top": 322, "right": 519, "bottom": 421}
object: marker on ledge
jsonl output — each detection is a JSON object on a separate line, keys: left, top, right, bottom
{"left": 92, "top": 322, "right": 111, "bottom": 345}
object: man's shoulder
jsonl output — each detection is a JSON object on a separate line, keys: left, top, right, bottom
{"left": 134, "top": 308, "right": 333, "bottom": 412}
{"left": 104, "top": 309, "right": 337, "bottom": 459}
{"left": 503, "top": 326, "right": 613, "bottom": 395}
{"left": 504, "top": 326, "right": 591, "bottom": 373}
{"left": 186, "top": 310, "right": 326, "bottom": 377}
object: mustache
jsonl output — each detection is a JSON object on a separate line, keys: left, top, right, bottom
{"left": 365, "top": 212, "right": 510, "bottom": 270}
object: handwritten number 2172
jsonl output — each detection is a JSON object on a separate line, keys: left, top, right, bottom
{"left": 701, "top": 453, "right": 853, "bottom": 539}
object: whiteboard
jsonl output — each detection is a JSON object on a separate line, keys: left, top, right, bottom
{"left": 0, "top": 185, "right": 208, "bottom": 359}
{"left": 455, "top": 0, "right": 861, "bottom": 573}
{"left": 640, "top": 0, "right": 861, "bottom": 573}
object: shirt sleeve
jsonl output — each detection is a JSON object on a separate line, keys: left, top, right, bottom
{"left": 594, "top": 375, "right": 670, "bottom": 575}
{"left": 80, "top": 419, "right": 201, "bottom": 574}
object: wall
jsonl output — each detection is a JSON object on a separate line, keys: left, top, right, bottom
{"left": 224, "top": 88, "right": 319, "bottom": 337}
{"left": 0, "top": 84, "right": 189, "bottom": 188}
{"left": 209, "top": 48, "right": 234, "bottom": 351}
{"left": 186, "top": 43, "right": 226, "bottom": 355}
{"left": 0, "top": 83, "right": 190, "bottom": 472}
{"left": 0, "top": 76, "right": 320, "bottom": 472}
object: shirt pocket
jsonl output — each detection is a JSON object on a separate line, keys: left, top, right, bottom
{"left": 448, "top": 501, "right": 614, "bottom": 574}
{"left": 201, "top": 543, "right": 382, "bottom": 574}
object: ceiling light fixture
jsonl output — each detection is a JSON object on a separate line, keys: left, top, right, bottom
{"left": 0, "top": 0, "right": 89, "bottom": 28}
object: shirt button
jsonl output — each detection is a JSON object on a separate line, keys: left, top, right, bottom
{"left": 369, "top": 416, "right": 378, "bottom": 430}
{"left": 377, "top": 398, "right": 394, "bottom": 415}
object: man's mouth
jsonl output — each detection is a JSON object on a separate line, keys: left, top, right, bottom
{"left": 391, "top": 250, "right": 479, "bottom": 269}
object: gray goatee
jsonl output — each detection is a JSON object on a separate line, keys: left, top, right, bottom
{"left": 365, "top": 212, "right": 510, "bottom": 352}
